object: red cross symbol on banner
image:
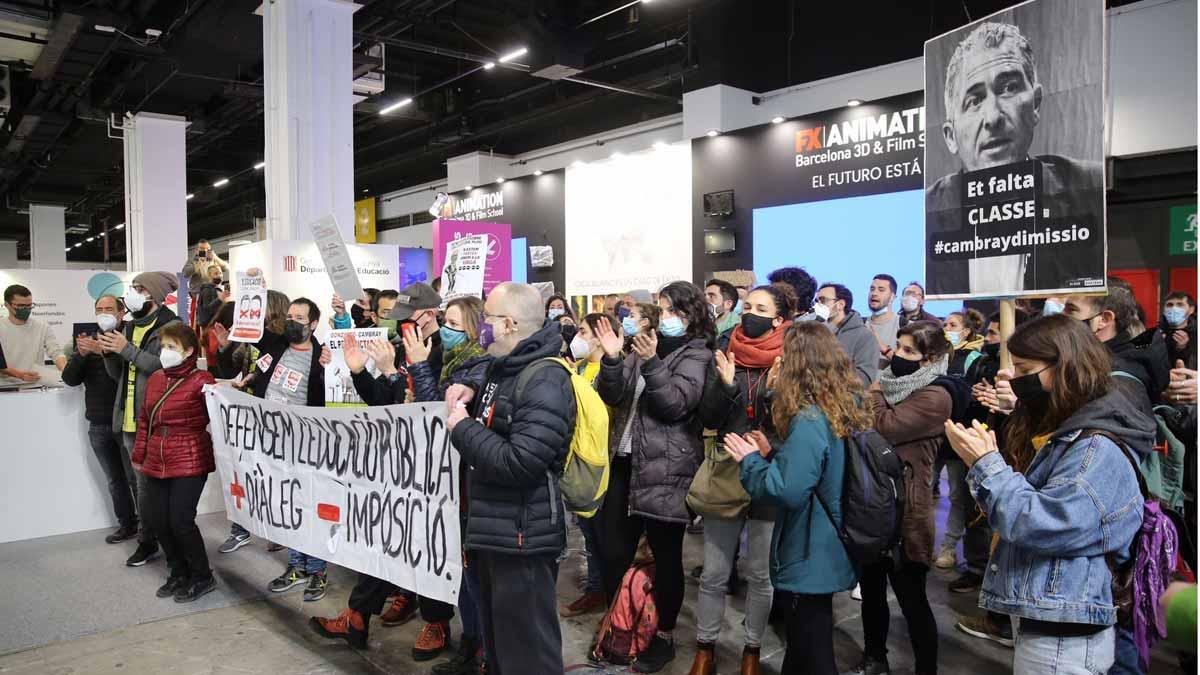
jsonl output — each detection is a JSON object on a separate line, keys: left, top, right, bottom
{"left": 238, "top": 309, "right": 249, "bottom": 318}
{"left": 230, "top": 474, "right": 246, "bottom": 509}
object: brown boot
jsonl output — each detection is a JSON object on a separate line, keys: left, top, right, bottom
{"left": 688, "top": 643, "right": 716, "bottom": 675}
{"left": 741, "top": 645, "right": 761, "bottom": 675}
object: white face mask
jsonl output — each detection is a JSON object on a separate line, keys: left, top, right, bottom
{"left": 901, "top": 295, "right": 920, "bottom": 313}
{"left": 812, "top": 302, "right": 831, "bottom": 321}
{"left": 569, "top": 334, "right": 592, "bottom": 360}
{"left": 159, "top": 347, "right": 185, "bottom": 369}
{"left": 124, "top": 287, "right": 147, "bottom": 313}
{"left": 96, "top": 313, "right": 119, "bottom": 332}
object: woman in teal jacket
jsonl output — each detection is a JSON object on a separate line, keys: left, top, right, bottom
{"left": 726, "top": 321, "right": 873, "bottom": 675}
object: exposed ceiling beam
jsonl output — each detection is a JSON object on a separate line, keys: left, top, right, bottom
{"left": 30, "top": 12, "right": 81, "bottom": 79}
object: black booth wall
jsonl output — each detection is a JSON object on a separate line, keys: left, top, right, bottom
{"left": 440, "top": 169, "right": 567, "bottom": 295}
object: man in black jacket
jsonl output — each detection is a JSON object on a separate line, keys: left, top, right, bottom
{"left": 63, "top": 294, "right": 138, "bottom": 544}
{"left": 1065, "top": 283, "right": 1170, "bottom": 404}
{"left": 446, "top": 282, "right": 576, "bottom": 675}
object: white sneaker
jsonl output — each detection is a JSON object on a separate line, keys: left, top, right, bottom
{"left": 850, "top": 584, "right": 862, "bottom": 601}
{"left": 934, "top": 548, "right": 958, "bottom": 569}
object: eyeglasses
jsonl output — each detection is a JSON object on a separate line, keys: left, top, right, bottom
{"left": 482, "top": 312, "right": 515, "bottom": 325}
{"left": 815, "top": 297, "right": 837, "bottom": 306}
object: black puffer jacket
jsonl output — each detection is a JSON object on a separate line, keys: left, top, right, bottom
{"left": 62, "top": 346, "right": 118, "bottom": 424}
{"left": 598, "top": 337, "right": 711, "bottom": 524}
{"left": 450, "top": 321, "right": 576, "bottom": 556}
{"left": 1108, "top": 332, "right": 1170, "bottom": 405}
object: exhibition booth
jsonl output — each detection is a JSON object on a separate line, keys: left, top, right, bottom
{"left": 2, "top": 0, "right": 1195, "bottom": 545}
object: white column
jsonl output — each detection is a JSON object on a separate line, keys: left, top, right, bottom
{"left": 122, "top": 112, "right": 189, "bottom": 272}
{"left": 0, "top": 239, "right": 18, "bottom": 268}
{"left": 263, "top": 0, "right": 359, "bottom": 242}
{"left": 29, "top": 204, "right": 66, "bottom": 269}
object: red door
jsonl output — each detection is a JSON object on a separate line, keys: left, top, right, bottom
{"left": 1110, "top": 268, "right": 1161, "bottom": 327}
{"left": 1168, "top": 267, "right": 1198, "bottom": 303}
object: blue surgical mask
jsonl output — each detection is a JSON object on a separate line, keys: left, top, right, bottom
{"left": 547, "top": 308, "right": 565, "bottom": 321}
{"left": 659, "top": 316, "right": 686, "bottom": 337}
{"left": 1042, "top": 299, "right": 1065, "bottom": 316}
{"left": 945, "top": 330, "right": 962, "bottom": 347}
{"left": 440, "top": 325, "right": 467, "bottom": 349}
{"left": 1164, "top": 307, "right": 1188, "bottom": 327}
{"left": 622, "top": 316, "right": 640, "bottom": 336}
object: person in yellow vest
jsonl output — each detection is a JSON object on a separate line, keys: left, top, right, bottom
{"left": 99, "top": 271, "right": 182, "bottom": 568}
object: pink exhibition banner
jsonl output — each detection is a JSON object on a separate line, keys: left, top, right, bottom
{"left": 432, "top": 219, "right": 512, "bottom": 294}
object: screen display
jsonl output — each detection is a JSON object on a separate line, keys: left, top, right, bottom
{"left": 753, "top": 190, "right": 961, "bottom": 317}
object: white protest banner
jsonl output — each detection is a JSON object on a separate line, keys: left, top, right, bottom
{"left": 230, "top": 271, "right": 266, "bottom": 343}
{"left": 439, "top": 234, "right": 485, "bottom": 306}
{"left": 310, "top": 214, "right": 366, "bottom": 303}
{"left": 325, "top": 327, "right": 387, "bottom": 407}
{"left": 206, "top": 386, "right": 462, "bottom": 603}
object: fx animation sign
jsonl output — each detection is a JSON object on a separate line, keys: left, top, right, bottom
{"left": 206, "top": 386, "right": 462, "bottom": 603}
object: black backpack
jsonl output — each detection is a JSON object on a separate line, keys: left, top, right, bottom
{"left": 815, "top": 429, "right": 905, "bottom": 568}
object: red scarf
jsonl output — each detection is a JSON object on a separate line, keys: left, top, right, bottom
{"left": 727, "top": 324, "right": 784, "bottom": 369}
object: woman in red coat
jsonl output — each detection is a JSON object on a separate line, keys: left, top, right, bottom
{"left": 132, "top": 323, "right": 217, "bottom": 603}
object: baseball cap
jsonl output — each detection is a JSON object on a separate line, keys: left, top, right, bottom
{"left": 390, "top": 282, "right": 442, "bottom": 320}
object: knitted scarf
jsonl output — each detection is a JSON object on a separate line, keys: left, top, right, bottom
{"left": 878, "top": 355, "right": 948, "bottom": 406}
{"left": 440, "top": 340, "right": 486, "bottom": 385}
{"left": 727, "top": 325, "right": 784, "bottom": 369}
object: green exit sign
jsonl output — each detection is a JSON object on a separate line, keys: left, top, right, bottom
{"left": 1170, "top": 205, "right": 1197, "bottom": 256}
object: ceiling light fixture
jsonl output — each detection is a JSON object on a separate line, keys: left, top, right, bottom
{"left": 464, "top": 185, "right": 473, "bottom": 191}
{"left": 253, "top": 161, "right": 265, "bottom": 170}
{"left": 533, "top": 169, "right": 543, "bottom": 176}
{"left": 498, "top": 47, "right": 528, "bottom": 63}
{"left": 706, "top": 129, "right": 720, "bottom": 137}
{"left": 63, "top": 247, "right": 70, "bottom": 252}
{"left": 213, "top": 178, "right": 230, "bottom": 187}
{"left": 86, "top": 236, "right": 95, "bottom": 242}
{"left": 186, "top": 193, "right": 194, "bottom": 200}
{"left": 653, "top": 141, "right": 669, "bottom": 150}
{"left": 74, "top": 243, "right": 82, "bottom": 248}
{"left": 379, "top": 97, "right": 414, "bottom": 115}
{"left": 847, "top": 99, "right": 863, "bottom": 107}
{"left": 771, "top": 116, "right": 785, "bottom": 124}
{"left": 483, "top": 62, "right": 495, "bottom": 70}
{"left": 496, "top": 177, "right": 505, "bottom": 184}
{"left": 114, "top": 223, "right": 125, "bottom": 230}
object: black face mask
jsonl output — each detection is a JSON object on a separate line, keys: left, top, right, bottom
{"left": 1011, "top": 369, "right": 1050, "bottom": 406}
{"left": 284, "top": 320, "right": 310, "bottom": 345}
{"left": 983, "top": 342, "right": 1001, "bottom": 359}
{"left": 740, "top": 313, "right": 776, "bottom": 339}
{"left": 131, "top": 303, "right": 153, "bottom": 320}
{"left": 889, "top": 354, "right": 922, "bottom": 377}
{"left": 350, "top": 304, "right": 367, "bottom": 326}
{"left": 560, "top": 324, "right": 578, "bottom": 346}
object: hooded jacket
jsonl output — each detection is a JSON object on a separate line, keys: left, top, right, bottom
{"left": 968, "top": 385, "right": 1152, "bottom": 625}
{"left": 450, "top": 321, "right": 576, "bottom": 556}
{"left": 132, "top": 356, "right": 216, "bottom": 479}
{"left": 829, "top": 311, "right": 880, "bottom": 386}
{"left": 1108, "top": 332, "right": 1171, "bottom": 405}
{"left": 598, "top": 336, "right": 711, "bottom": 524}
{"left": 103, "top": 305, "right": 181, "bottom": 433}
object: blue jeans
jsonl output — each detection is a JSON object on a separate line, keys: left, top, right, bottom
{"left": 288, "top": 550, "right": 326, "bottom": 574}
{"left": 577, "top": 515, "right": 604, "bottom": 594}
{"left": 1012, "top": 618, "right": 1115, "bottom": 675}
{"left": 1109, "top": 626, "right": 1144, "bottom": 675}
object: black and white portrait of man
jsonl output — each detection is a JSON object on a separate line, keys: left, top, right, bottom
{"left": 925, "top": 1, "right": 1105, "bottom": 298}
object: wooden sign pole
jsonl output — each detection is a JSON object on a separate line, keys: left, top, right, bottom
{"left": 999, "top": 299, "right": 1016, "bottom": 372}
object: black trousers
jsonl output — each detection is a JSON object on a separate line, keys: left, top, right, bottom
{"left": 780, "top": 592, "right": 837, "bottom": 675}
{"left": 861, "top": 559, "right": 938, "bottom": 673}
{"left": 88, "top": 423, "right": 137, "bottom": 528}
{"left": 141, "top": 474, "right": 210, "bottom": 582}
{"left": 961, "top": 500, "right": 992, "bottom": 576}
{"left": 598, "top": 454, "right": 686, "bottom": 631}
{"left": 346, "top": 573, "right": 455, "bottom": 623}
{"left": 475, "top": 550, "right": 561, "bottom": 675}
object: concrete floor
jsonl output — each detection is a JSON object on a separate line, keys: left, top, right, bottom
{"left": 0, "top": 479, "right": 1187, "bottom": 675}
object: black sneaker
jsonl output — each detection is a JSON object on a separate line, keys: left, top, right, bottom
{"left": 432, "top": 637, "right": 480, "bottom": 675}
{"left": 219, "top": 532, "right": 251, "bottom": 554}
{"left": 269, "top": 565, "right": 309, "bottom": 592}
{"left": 949, "top": 571, "right": 984, "bottom": 594}
{"left": 303, "top": 571, "right": 328, "bottom": 602}
{"left": 174, "top": 576, "right": 216, "bottom": 603}
{"left": 126, "top": 543, "right": 159, "bottom": 567}
{"left": 841, "top": 655, "right": 891, "bottom": 675}
{"left": 155, "top": 575, "right": 189, "bottom": 598}
{"left": 633, "top": 635, "right": 675, "bottom": 673}
{"left": 105, "top": 524, "right": 138, "bottom": 544}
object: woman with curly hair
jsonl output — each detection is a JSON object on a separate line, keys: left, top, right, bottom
{"left": 725, "top": 320, "right": 872, "bottom": 674}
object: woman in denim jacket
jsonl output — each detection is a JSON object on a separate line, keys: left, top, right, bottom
{"left": 946, "top": 315, "right": 1152, "bottom": 675}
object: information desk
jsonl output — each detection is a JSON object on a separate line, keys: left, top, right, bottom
{"left": 0, "top": 383, "right": 225, "bottom": 544}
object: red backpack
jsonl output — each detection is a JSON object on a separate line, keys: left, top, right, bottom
{"left": 591, "top": 563, "right": 658, "bottom": 665}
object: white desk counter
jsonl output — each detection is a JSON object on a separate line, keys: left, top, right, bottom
{"left": 0, "top": 385, "right": 225, "bottom": 544}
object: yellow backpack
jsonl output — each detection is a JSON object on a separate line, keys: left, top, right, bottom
{"left": 514, "top": 357, "right": 610, "bottom": 518}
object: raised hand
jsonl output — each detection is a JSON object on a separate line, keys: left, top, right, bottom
{"left": 319, "top": 345, "right": 332, "bottom": 367}
{"left": 1166, "top": 359, "right": 1197, "bottom": 405}
{"left": 594, "top": 315, "right": 624, "bottom": 359}
{"left": 402, "top": 330, "right": 431, "bottom": 364}
{"left": 745, "top": 430, "right": 772, "bottom": 458}
{"left": 98, "top": 331, "right": 128, "bottom": 354}
{"left": 365, "top": 339, "right": 397, "bottom": 376}
{"left": 212, "top": 323, "right": 230, "bottom": 349}
{"left": 331, "top": 294, "right": 347, "bottom": 318}
{"left": 993, "top": 369, "right": 1017, "bottom": 412}
{"left": 343, "top": 334, "right": 368, "bottom": 374}
{"left": 714, "top": 350, "right": 736, "bottom": 386}
{"left": 944, "top": 419, "right": 999, "bottom": 468}
{"left": 723, "top": 432, "right": 758, "bottom": 463}
{"left": 631, "top": 332, "right": 657, "bottom": 360}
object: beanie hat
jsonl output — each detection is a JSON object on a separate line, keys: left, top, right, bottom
{"left": 627, "top": 289, "right": 652, "bottom": 303}
{"left": 133, "top": 271, "right": 179, "bottom": 305}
